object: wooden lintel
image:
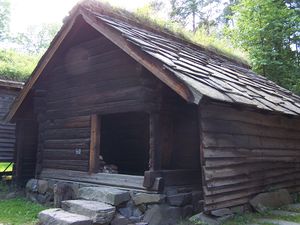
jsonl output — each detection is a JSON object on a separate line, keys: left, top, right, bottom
{"left": 89, "top": 114, "right": 100, "bottom": 174}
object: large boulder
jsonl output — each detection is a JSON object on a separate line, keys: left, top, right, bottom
{"left": 143, "top": 204, "right": 182, "bottom": 225}
{"left": 250, "top": 189, "right": 293, "bottom": 212}
{"left": 189, "top": 212, "right": 220, "bottom": 225}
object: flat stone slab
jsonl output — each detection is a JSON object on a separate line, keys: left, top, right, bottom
{"left": 258, "top": 219, "right": 300, "bottom": 225}
{"left": 78, "top": 187, "right": 130, "bottom": 206}
{"left": 269, "top": 210, "right": 300, "bottom": 217}
{"left": 38, "top": 208, "right": 92, "bottom": 225}
{"left": 62, "top": 200, "right": 115, "bottom": 224}
{"left": 132, "top": 193, "right": 165, "bottom": 205}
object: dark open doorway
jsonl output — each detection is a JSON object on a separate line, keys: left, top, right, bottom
{"left": 100, "top": 112, "right": 149, "bottom": 176}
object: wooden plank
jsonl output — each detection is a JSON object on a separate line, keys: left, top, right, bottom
{"left": 40, "top": 168, "right": 151, "bottom": 191}
{"left": 89, "top": 114, "right": 100, "bottom": 173}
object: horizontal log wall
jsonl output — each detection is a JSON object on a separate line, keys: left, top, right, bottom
{"left": 200, "top": 102, "right": 300, "bottom": 211}
{"left": 38, "top": 35, "right": 161, "bottom": 173}
{"left": 0, "top": 88, "right": 19, "bottom": 162}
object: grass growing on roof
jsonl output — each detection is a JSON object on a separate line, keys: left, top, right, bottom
{"left": 87, "top": 0, "right": 249, "bottom": 65}
{"left": 0, "top": 197, "right": 47, "bottom": 225}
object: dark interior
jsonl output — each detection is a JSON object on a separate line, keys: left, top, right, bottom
{"left": 100, "top": 112, "right": 150, "bottom": 175}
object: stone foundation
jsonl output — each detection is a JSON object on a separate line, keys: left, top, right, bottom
{"left": 26, "top": 178, "right": 204, "bottom": 225}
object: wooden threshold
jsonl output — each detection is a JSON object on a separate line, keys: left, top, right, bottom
{"left": 40, "top": 168, "right": 154, "bottom": 191}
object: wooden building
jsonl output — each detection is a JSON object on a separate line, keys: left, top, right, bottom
{"left": 0, "top": 79, "right": 23, "bottom": 167}
{"left": 7, "top": 0, "right": 300, "bottom": 212}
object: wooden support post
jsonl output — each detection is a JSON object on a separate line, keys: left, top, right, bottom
{"left": 89, "top": 114, "right": 100, "bottom": 174}
{"left": 149, "top": 112, "right": 162, "bottom": 171}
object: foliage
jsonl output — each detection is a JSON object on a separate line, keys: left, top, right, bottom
{"left": 0, "top": 0, "right": 10, "bottom": 41}
{"left": 0, "top": 198, "right": 47, "bottom": 225}
{"left": 0, "top": 162, "right": 13, "bottom": 172}
{"left": 228, "top": 0, "right": 300, "bottom": 94}
{"left": 170, "top": 0, "right": 222, "bottom": 34}
{"left": 0, "top": 48, "right": 38, "bottom": 81}
{"left": 135, "top": 3, "right": 248, "bottom": 64}
{"left": 13, "top": 23, "right": 61, "bottom": 54}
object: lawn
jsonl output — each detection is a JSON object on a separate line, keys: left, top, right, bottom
{"left": 0, "top": 162, "right": 13, "bottom": 172}
{"left": 0, "top": 197, "right": 46, "bottom": 225}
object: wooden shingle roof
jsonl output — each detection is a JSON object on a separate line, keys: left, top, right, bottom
{"left": 6, "top": 0, "right": 300, "bottom": 120}
{"left": 93, "top": 13, "right": 300, "bottom": 115}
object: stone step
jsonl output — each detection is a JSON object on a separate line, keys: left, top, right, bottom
{"left": 78, "top": 186, "right": 130, "bottom": 206}
{"left": 62, "top": 200, "right": 115, "bottom": 224}
{"left": 38, "top": 208, "right": 92, "bottom": 225}
{"left": 257, "top": 219, "right": 300, "bottom": 225}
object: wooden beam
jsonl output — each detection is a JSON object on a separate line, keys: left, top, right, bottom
{"left": 89, "top": 114, "right": 100, "bottom": 174}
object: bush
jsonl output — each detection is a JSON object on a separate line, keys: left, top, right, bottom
{"left": 0, "top": 48, "right": 38, "bottom": 82}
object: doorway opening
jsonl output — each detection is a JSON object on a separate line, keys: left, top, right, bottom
{"left": 100, "top": 112, "right": 149, "bottom": 176}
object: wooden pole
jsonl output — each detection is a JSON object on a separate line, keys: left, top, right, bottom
{"left": 149, "top": 112, "right": 161, "bottom": 171}
{"left": 89, "top": 114, "right": 100, "bottom": 174}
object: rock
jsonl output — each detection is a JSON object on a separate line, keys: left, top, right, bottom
{"left": 257, "top": 218, "right": 300, "bottom": 225}
{"left": 189, "top": 212, "right": 220, "bottom": 225}
{"left": 231, "top": 205, "right": 245, "bottom": 214}
{"left": 38, "top": 180, "right": 49, "bottom": 194}
{"left": 286, "top": 203, "right": 300, "bottom": 211}
{"left": 62, "top": 200, "right": 115, "bottom": 224}
{"left": 5, "top": 192, "right": 17, "bottom": 199}
{"left": 36, "top": 193, "right": 52, "bottom": 204}
{"left": 269, "top": 210, "right": 300, "bottom": 217}
{"left": 78, "top": 187, "right": 130, "bottom": 206}
{"left": 250, "top": 189, "right": 293, "bottom": 212}
{"left": 143, "top": 204, "right": 182, "bottom": 225}
{"left": 135, "top": 223, "right": 148, "bottom": 225}
{"left": 38, "top": 208, "right": 92, "bottom": 225}
{"left": 111, "top": 213, "right": 131, "bottom": 225}
{"left": 129, "top": 216, "right": 143, "bottom": 223}
{"left": 26, "top": 179, "right": 38, "bottom": 193}
{"left": 138, "top": 204, "right": 147, "bottom": 213}
{"left": 133, "top": 208, "right": 143, "bottom": 217}
{"left": 211, "top": 208, "right": 233, "bottom": 217}
{"left": 133, "top": 193, "right": 165, "bottom": 205}
{"left": 118, "top": 201, "right": 135, "bottom": 218}
{"left": 182, "top": 204, "right": 194, "bottom": 218}
{"left": 167, "top": 192, "right": 192, "bottom": 207}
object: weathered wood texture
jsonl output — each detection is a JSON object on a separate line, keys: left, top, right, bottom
{"left": 200, "top": 102, "right": 300, "bottom": 212}
{"left": 37, "top": 35, "right": 161, "bottom": 173}
{"left": 0, "top": 87, "right": 20, "bottom": 162}
{"left": 15, "top": 119, "right": 38, "bottom": 185}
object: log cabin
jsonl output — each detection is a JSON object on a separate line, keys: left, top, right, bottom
{"left": 6, "top": 0, "right": 300, "bottom": 212}
{"left": 0, "top": 79, "right": 23, "bottom": 174}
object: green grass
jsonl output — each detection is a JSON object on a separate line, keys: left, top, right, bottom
{"left": 0, "top": 197, "right": 47, "bottom": 225}
{"left": 0, "top": 162, "right": 13, "bottom": 172}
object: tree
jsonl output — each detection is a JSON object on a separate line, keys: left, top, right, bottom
{"left": 0, "top": 0, "right": 10, "bottom": 41}
{"left": 170, "top": 0, "right": 220, "bottom": 33}
{"left": 230, "top": 0, "right": 300, "bottom": 93}
{"left": 14, "top": 23, "right": 60, "bottom": 54}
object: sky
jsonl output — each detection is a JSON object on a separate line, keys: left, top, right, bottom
{"left": 9, "top": 0, "right": 154, "bottom": 33}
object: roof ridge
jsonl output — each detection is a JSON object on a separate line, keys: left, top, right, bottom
{"left": 71, "top": 0, "right": 250, "bottom": 69}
